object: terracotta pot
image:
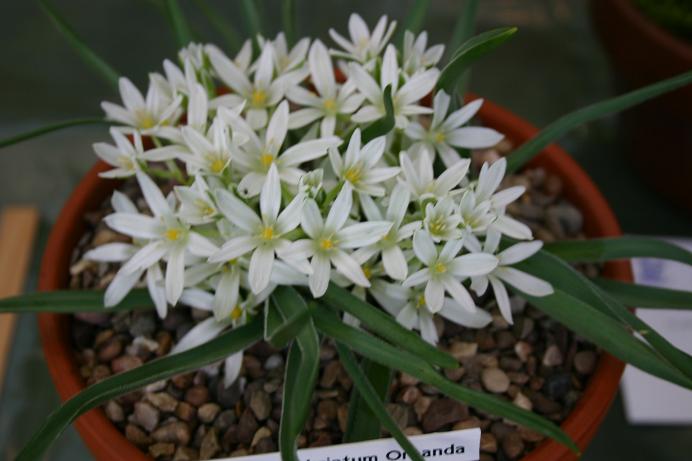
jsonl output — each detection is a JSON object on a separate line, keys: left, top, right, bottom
{"left": 591, "top": 0, "right": 692, "bottom": 210}
{"left": 37, "top": 98, "right": 632, "bottom": 461}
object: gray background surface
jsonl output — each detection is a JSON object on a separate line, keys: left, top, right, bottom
{"left": 1, "top": 1, "right": 691, "bottom": 460}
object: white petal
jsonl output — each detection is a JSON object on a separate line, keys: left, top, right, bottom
{"left": 476, "top": 158, "right": 506, "bottom": 201}
{"left": 403, "top": 268, "right": 429, "bottom": 287}
{"left": 209, "top": 236, "right": 258, "bottom": 263}
{"left": 331, "top": 250, "right": 369, "bottom": 287}
{"left": 104, "top": 267, "right": 142, "bottom": 307}
{"left": 424, "top": 279, "right": 445, "bottom": 313}
{"left": 413, "top": 230, "right": 437, "bottom": 266}
{"left": 172, "top": 317, "right": 226, "bottom": 354}
{"left": 135, "top": 172, "right": 170, "bottom": 217}
{"left": 441, "top": 98, "right": 483, "bottom": 131}
{"left": 309, "top": 254, "right": 331, "bottom": 297}
{"left": 441, "top": 277, "right": 476, "bottom": 312}
{"left": 276, "top": 194, "right": 305, "bottom": 234}
{"left": 397, "top": 68, "right": 439, "bottom": 106}
{"left": 120, "top": 241, "right": 167, "bottom": 274}
{"left": 337, "top": 221, "right": 391, "bottom": 248}
{"left": 348, "top": 63, "right": 382, "bottom": 104}
{"left": 490, "top": 275, "right": 513, "bottom": 324}
{"left": 419, "top": 310, "right": 439, "bottom": 345}
{"left": 165, "top": 246, "right": 185, "bottom": 304}
{"left": 381, "top": 245, "right": 408, "bottom": 280}
{"left": 491, "top": 186, "right": 525, "bottom": 209}
{"left": 146, "top": 264, "right": 167, "bottom": 318}
{"left": 300, "top": 200, "right": 324, "bottom": 239}
{"left": 84, "top": 243, "right": 135, "bottom": 262}
{"left": 179, "top": 288, "right": 214, "bottom": 310}
{"left": 498, "top": 241, "right": 543, "bottom": 265}
{"left": 325, "top": 182, "right": 353, "bottom": 233}
{"left": 214, "top": 189, "right": 262, "bottom": 232}
{"left": 447, "top": 127, "right": 504, "bottom": 149}
{"left": 449, "top": 253, "right": 498, "bottom": 277}
{"left": 249, "top": 246, "right": 275, "bottom": 293}
{"left": 440, "top": 298, "right": 492, "bottom": 328}
{"left": 266, "top": 101, "right": 289, "bottom": 152}
{"left": 111, "top": 191, "right": 137, "bottom": 213}
{"left": 309, "top": 39, "right": 336, "bottom": 98}
{"left": 431, "top": 90, "right": 450, "bottom": 128}
{"left": 492, "top": 215, "right": 533, "bottom": 240}
{"left": 435, "top": 158, "right": 470, "bottom": 195}
{"left": 224, "top": 352, "right": 244, "bottom": 387}
{"left": 280, "top": 137, "right": 340, "bottom": 166}
{"left": 495, "top": 267, "right": 554, "bottom": 297}
{"left": 288, "top": 108, "right": 323, "bottom": 129}
{"left": 261, "top": 164, "right": 281, "bottom": 221}
{"left": 213, "top": 269, "right": 240, "bottom": 321}
{"left": 396, "top": 303, "right": 418, "bottom": 330}
{"left": 206, "top": 44, "right": 252, "bottom": 94}
{"left": 188, "top": 232, "right": 219, "bottom": 257}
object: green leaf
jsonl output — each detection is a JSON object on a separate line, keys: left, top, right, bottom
{"left": 344, "top": 359, "right": 392, "bottom": 442}
{"left": 445, "top": 0, "right": 480, "bottom": 62}
{"left": 516, "top": 249, "right": 692, "bottom": 382}
{"left": 241, "top": 0, "right": 263, "bottom": 49}
{"left": 544, "top": 236, "right": 692, "bottom": 266}
{"left": 437, "top": 27, "right": 517, "bottom": 94}
{"left": 39, "top": 0, "right": 119, "bottom": 90}
{"left": 361, "top": 85, "right": 395, "bottom": 143}
{"left": 0, "top": 118, "right": 109, "bottom": 149}
{"left": 396, "top": 0, "right": 431, "bottom": 46}
{"left": 320, "top": 284, "right": 457, "bottom": 369}
{"left": 336, "top": 344, "right": 424, "bottom": 461}
{"left": 273, "top": 287, "right": 320, "bottom": 461}
{"left": 0, "top": 289, "right": 151, "bottom": 313}
{"left": 506, "top": 70, "right": 692, "bottom": 173}
{"left": 266, "top": 291, "right": 313, "bottom": 348}
{"left": 193, "top": 0, "right": 241, "bottom": 51}
{"left": 282, "top": 0, "right": 297, "bottom": 46}
{"left": 312, "top": 308, "right": 579, "bottom": 453}
{"left": 16, "top": 317, "right": 262, "bottom": 461}
{"left": 163, "top": 0, "right": 193, "bottom": 48}
{"left": 594, "top": 277, "right": 692, "bottom": 310}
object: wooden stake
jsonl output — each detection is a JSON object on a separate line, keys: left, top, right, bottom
{"left": 0, "top": 207, "right": 39, "bottom": 393}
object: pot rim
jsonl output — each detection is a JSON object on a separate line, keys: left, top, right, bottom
{"left": 37, "top": 97, "right": 631, "bottom": 461}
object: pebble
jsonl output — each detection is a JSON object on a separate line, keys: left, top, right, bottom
{"left": 97, "top": 336, "right": 122, "bottom": 362}
{"left": 237, "top": 408, "right": 259, "bottom": 445}
{"left": 173, "top": 446, "right": 199, "bottom": 460}
{"left": 133, "top": 402, "right": 160, "bottom": 432}
{"left": 502, "top": 432, "right": 525, "bottom": 459}
{"left": 198, "top": 402, "right": 221, "bottom": 424}
{"left": 125, "top": 424, "right": 152, "bottom": 446}
{"left": 513, "top": 392, "right": 533, "bottom": 411}
{"left": 149, "top": 442, "right": 175, "bottom": 458}
{"left": 104, "top": 400, "right": 124, "bottom": 422}
{"left": 480, "top": 433, "right": 498, "bottom": 453}
{"left": 449, "top": 341, "right": 478, "bottom": 360}
{"left": 146, "top": 392, "right": 178, "bottom": 413}
{"left": 542, "top": 344, "right": 563, "bottom": 367}
{"left": 422, "top": 399, "right": 468, "bottom": 432}
{"left": 185, "top": 385, "right": 210, "bottom": 407}
{"left": 574, "top": 350, "right": 597, "bottom": 374}
{"left": 111, "top": 355, "right": 143, "bottom": 373}
{"left": 200, "top": 428, "right": 220, "bottom": 459}
{"left": 151, "top": 422, "right": 191, "bottom": 446}
{"left": 398, "top": 386, "right": 421, "bottom": 405}
{"left": 175, "top": 401, "right": 196, "bottom": 423}
{"left": 251, "top": 427, "right": 273, "bottom": 447}
{"left": 514, "top": 341, "right": 533, "bottom": 362}
{"left": 481, "top": 368, "right": 510, "bottom": 394}
{"left": 249, "top": 389, "right": 272, "bottom": 420}
{"left": 387, "top": 403, "right": 412, "bottom": 429}
{"left": 264, "top": 354, "right": 284, "bottom": 370}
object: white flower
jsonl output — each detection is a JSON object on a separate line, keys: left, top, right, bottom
{"left": 398, "top": 150, "right": 470, "bottom": 201}
{"left": 84, "top": 191, "right": 168, "bottom": 317}
{"left": 370, "top": 280, "right": 491, "bottom": 344}
{"left": 328, "top": 129, "right": 399, "bottom": 196}
{"left": 468, "top": 230, "right": 553, "bottom": 324}
{"left": 220, "top": 100, "right": 341, "bottom": 196}
{"left": 403, "top": 230, "right": 497, "bottom": 312}
{"left": 402, "top": 31, "right": 444, "bottom": 76}
{"left": 104, "top": 172, "right": 218, "bottom": 305}
{"left": 298, "top": 168, "right": 324, "bottom": 198}
{"left": 101, "top": 76, "right": 182, "bottom": 132}
{"left": 179, "top": 43, "right": 206, "bottom": 70}
{"left": 93, "top": 128, "right": 145, "bottom": 178}
{"left": 259, "top": 33, "right": 310, "bottom": 75}
{"left": 350, "top": 44, "right": 438, "bottom": 128}
{"left": 206, "top": 43, "right": 306, "bottom": 129}
{"left": 174, "top": 175, "right": 219, "bottom": 225}
{"left": 209, "top": 164, "right": 306, "bottom": 294}
{"left": 279, "top": 182, "right": 392, "bottom": 297}
{"left": 406, "top": 92, "right": 504, "bottom": 167}
{"left": 423, "top": 198, "right": 462, "bottom": 242}
{"left": 287, "top": 39, "right": 364, "bottom": 136}
{"left": 329, "top": 13, "right": 397, "bottom": 63}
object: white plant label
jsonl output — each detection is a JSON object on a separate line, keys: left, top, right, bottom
{"left": 216, "top": 428, "right": 481, "bottom": 461}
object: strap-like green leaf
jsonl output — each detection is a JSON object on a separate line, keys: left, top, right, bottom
{"left": 445, "top": 0, "right": 479, "bottom": 62}
{"left": 194, "top": 0, "right": 241, "bottom": 51}
{"left": 361, "top": 85, "right": 395, "bottom": 143}
{"left": 320, "top": 284, "right": 458, "bottom": 369}
{"left": 594, "top": 277, "right": 692, "bottom": 310}
{"left": 506, "top": 70, "right": 692, "bottom": 173}
{"left": 344, "top": 359, "right": 392, "bottom": 442}
{"left": 544, "top": 236, "right": 692, "bottom": 266}
{"left": 336, "top": 344, "right": 424, "bottom": 461}
{"left": 0, "top": 118, "right": 109, "bottom": 149}
{"left": 396, "top": 0, "right": 431, "bottom": 46}
{"left": 241, "top": 0, "right": 263, "bottom": 48}
{"left": 517, "top": 249, "right": 692, "bottom": 383}
{"left": 274, "top": 287, "right": 319, "bottom": 461}
{"left": 282, "top": 0, "right": 297, "bottom": 46}
{"left": 39, "top": 0, "right": 119, "bottom": 90}
{"left": 266, "top": 290, "right": 313, "bottom": 348}
{"left": 163, "top": 0, "right": 193, "bottom": 48}
{"left": 0, "top": 289, "right": 150, "bottom": 313}
{"left": 16, "top": 317, "right": 262, "bottom": 461}
{"left": 437, "top": 27, "right": 517, "bottom": 94}
{"left": 312, "top": 308, "right": 579, "bottom": 453}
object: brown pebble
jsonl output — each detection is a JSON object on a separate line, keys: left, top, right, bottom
{"left": 399, "top": 373, "right": 420, "bottom": 386}
{"left": 574, "top": 350, "right": 597, "bottom": 374}
{"left": 133, "top": 401, "right": 159, "bottom": 432}
{"left": 251, "top": 426, "right": 272, "bottom": 447}
{"left": 481, "top": 368, "right": 510, "bottom": 394}
{"left": 104, "top": 400, "right": 124, "bottom": 423}
{"left": 185, "top": 385, "right": 210, "bottom": 407}
{"left": 513, "top": 392, "right": 533, "bottom": 411}
{"left": 422, "top": 398, "right": 468, "bottom": 432}
{"left": 495, "top": 331, "right": 516, "bottom": 349}
{"left": 404, "top": 427, "right": 422, "bottom": 436}
{"left": 149, "top": 442, "right": 175, "bottom": 458}
{"left": 244, "top": 354, "right": 264, "bottom": 379}
{"left": 480, "top": 433, "right": 498, "bottom": 453}
{"left": 111, "top": 355, "right": 142, "bottom": 373}
{"left": 320, "top": 361, "right": 342, "bottom": 388}
{"left": 175, "top": 401, "right": 196, "bottom": 422}
{"left": 171, "top": 372, "right": 194, "bottom": 389}
{"left": 337, "top": 404, "right": 349, "bottom": 433}
{"left": 146, "top": 392, "right": 179, "bottom": 413}
{"left": 96, "top": 336, "right": 122, "bottom": 362}
{"left": 398, "top": 386, "right": 421, "bottom": 405}
{"left": 155, "top": 331, "right": 173, "bottom": 356}
{"left": 200, "top": 428, "right": 220, "bottom": 459}
{"left": 449, "top": 341, "right": 478, "bottom": 361}
{"left": 249, "top": 389, "right": 272, "bottom": 421}
{"left": 255, "top": 435, "right": 277, "bottom": 453}
{"left": 151, "top": 421, "right": 191, "bottom": 445}
{"left": 414, "top": 396, "right": 432, "bottom": 421}
{"left": 514, "top": 341, "right": 532, "bottom": 362}
{"left": 173, "top": 446, "right": 199, "bottom": 461}
{"left": 125, "top": 423, "right": 152, "bottom": 446}
{"left": 387, "top": 403, "right": 412, "bottom": 430}
{"left": 518, "top": 425, "right": 545, "bottom": 443}
{"left": 198, "top": 402, "right": 221, "bottom": 424}
{"left": 502, "top": 432, "right": 525, "bottom": 459}
{"left": 542, "top": 344, "right": 563, "bottom": 367}
{"left": 237, "top": 408, "right": 259, "bottom": 445}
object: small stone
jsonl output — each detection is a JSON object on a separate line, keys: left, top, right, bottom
{"left": 480, "top": 433, "right": 497, "bottom": 453}
{"left": 200, "top": 428, "right": 220, "bottom": 459}
{"left": 111, "top": 355, "right": 142, "bottom": 373}
{"left": 422, "top": 398, "right": 468, "bottom": 432}
{"left": 514, "top": 341, "right": 532, "bottom": 362}
{"left": 96, "top": 336, "right": 122, "bottom": 362}
{"left": 129, "top": 312, "right": 156, "bottom": 337}
{"left": 414, "top": 396, "right": 432, "bottom": 421}
{"left": 175, "top": 401, "right": 196, "bottom": 422}
{"left": 507, "top": 371, "right": 530, "bottom": 385}
{"left": 125, "top": 423, "right": 152, "bottom": 446}
{"left": 398, "top": 386, "right": 421, "bottom": 405}
{"left": 481, "top": 368, "right": 510, "bottom": 394}
{"left": 320, "top": 361, "right": 342, "bottom": 388}
{"left": 490, "top": 421, "right": 513, "bottom": 440}
{"left": 399, "top": 373, "right": 420, "bottom": 386}
{"left": 453, "top": 416, "right": 482, "bottom": 430}
{"left": 543, "top": 174, "right": 563, "bottom": 197}
{"left": 151, "top": 421, "right": 191, "bottom": 445}
{"left": 214, "top": 409, "right": 237, "bottom": 432}
{"left": 171, "top": 372, "right": 194, "bottom": 389}
{"left": 513, "top": 392, "right": 533, "bottom": 411}
{"left": 149, "top": 442, "right": 175, "bottom": 458}
{"left": 317, "top": 399, "right": 338, "bottom": 421}
{"left": 495, "top": 331, "right": 515, "bottom": 349}
{"left": 515, "top": 317, "right": 535, "bottom": 339}
{"left": 173, "top": 446, "right": 199, "bottom": 461}
{"left": 216, "top": 379, "right": 242, "bottom": 408}
{"left": 155, "top": 331, "right": 173, "bottom": 356}
{"left": 499, "top": 357, "right": 523, "bottom": 372}
{"left": 476, "top": 330, "right": 496, "bottom": 351}
{"left": 146, "top": 392, "right": 179, "bottom": 412}
{"left": 387, "top": 403, "right": 412, "bottom": 430}
{"left": 544, "top": 373, "right": 571, "bottom": 400}
{"left": 404, "top": 427, "right": 423, "bottom": 436}
{"left": 198, "top": 402, "right": 221, "bottom": 424}
{"left": 449, "top": 342, "right": 478, "bottom": 360}
{"left": 237, "top": 408, "right": 259, "bottom": 445}
{"left": 251, "top": 426, "right": 273, "bottom": 447}
{"left": 185, "top": 385, "right": 210, "bottom": 407}
{"left": 518, "top": 426, "right": 545, "bottom": 443}
{"left": 104, "top": 400, "right": 124, "bottom": 423}
{"left": 264, "top": 353, "right": 284, "bottom": 370}
{"left": 133, "top": 401, "right": 160, "bottom": 432}
{"left": 250, "top": 389, "right": 272, "bottom": 420}
{"left": 255, "top": 436, "right": 277, "bottom": 453}
{"left": 243, "top": 354, "right": 264, "bottom": 379}
{"left": 444, "top": 366, "right": 466, "bottom": 381}
{"left": 502, "top": 432, "right": 525, "bottom": 459}
{"left": 532, "top": 393, "right": 562, "bottom": 415}
{"left": 542, "top": 344, "right": 563, "bottom": 367}
{"left": 574, "top": 350, "right": 597, "bottom": 375}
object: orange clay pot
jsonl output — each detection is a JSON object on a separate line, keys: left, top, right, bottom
{"left": 38, "top": 97, "right": 632, "bottom": 461}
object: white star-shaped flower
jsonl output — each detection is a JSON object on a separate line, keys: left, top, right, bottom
{"left": 329, "top": 13, "right": 397, "bottom": 64}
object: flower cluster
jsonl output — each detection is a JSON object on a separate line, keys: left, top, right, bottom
{"left": 87, "top": 14, "right": 553, "bottom": 385}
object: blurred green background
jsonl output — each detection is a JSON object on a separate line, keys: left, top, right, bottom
{"left": 0, "top": 0, "right": 691, "bottom": 460}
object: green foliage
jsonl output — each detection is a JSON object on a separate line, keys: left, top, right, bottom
{"left": 361, "top": 85, "right": 395, "bottom": 143}
{"left": 0, "top": 118, "right": 109, "bottom": 149}
{"left": 635, "top": 0, "right": 692, "bottom": 41}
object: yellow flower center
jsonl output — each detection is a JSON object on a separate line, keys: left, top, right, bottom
{"left": 119, "top": 157, "right": 135, "bottom": 171}
{"left": 319, "top": 238, "right": 334, "bottom": 251}
{"left": 137, "top": 111, "right": 156, "bottom": 129}
{"left": 363, "top": 266, "right": 372, "bottom": 280}
{"left": 433, "top": 131, "right": 446, "bottom": 143}
{"left": 251, "top": 89, "right": 267, "bottom": 107}
{"left": 261, "top": 226, "right": 275, "bottom": 241}
{"left": 210, "top": 158, "right": 226, "bottom": 173}
{"left": 165, "top": 228, "right": 184, "bottom": 241}
{"left": 260, "top": 153, "right": 275, "bottom": 168}
{"left": 428, "top": 217, "right": 447, "bottom": 236}
{"left": 343, "top": 165, "right": 362, "bottom": 184}
{"left": 433, "top": 262, "right": 447, "bottom": 274}
{"left": 230, "top": 305, "right": 243, "bottom": 320}
{"left": 222, "top": 260, "right": 237, "bottom": 272}
{"left": 194, "top": 199, "right": 215, "bottom": 216}
{"left": 416, "top": 294, "right": 426, "bottom": 308}
{"left": 323, "top": 98, "right": 337, "bottom": 112}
